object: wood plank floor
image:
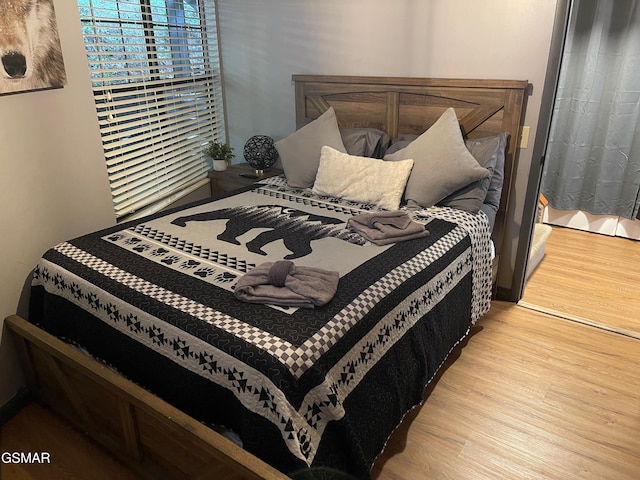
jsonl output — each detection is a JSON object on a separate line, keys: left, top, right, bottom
{"left": 372, "top": 301, "right": 640, "bottom": 479}
{"left": 520, "top": 225, "right": 640, "bottom": 338}
{"left": 0, "top": 400, "right": 140, "bottom": 480}
{"left": 3, "top": 300, "right": 639, "bottom": 479}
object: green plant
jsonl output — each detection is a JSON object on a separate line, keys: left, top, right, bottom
{"left": 204, "top": 140, "right": 234, "bottom": 161}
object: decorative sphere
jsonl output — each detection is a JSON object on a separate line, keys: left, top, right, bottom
{"left": 243, "top": 135, "right": 278, "bottom": 172}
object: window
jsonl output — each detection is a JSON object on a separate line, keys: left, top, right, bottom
{"left": 78, "top": 0, "right": 225, "bottom": 219}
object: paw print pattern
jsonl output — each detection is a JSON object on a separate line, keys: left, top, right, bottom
{"left": 180, "top": 259, "right": 201, "bottom": 270}
{"left": 161, "top": 255, "right": 182, "bottom": 266}
{"left": 194, "top": 267, "right": 216, "bottom": 278}
{"left": 214, "top": 271, "right": 237, "bottom": 283}
{"left": 133, "top": 243, "right": 152, "bottom": 253}
{"left": 103, "top": 228, "right": 246, "bottom": 292}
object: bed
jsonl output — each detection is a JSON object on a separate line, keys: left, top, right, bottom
{"left": 6, "top": 75, "right": 527, "bottom": 480}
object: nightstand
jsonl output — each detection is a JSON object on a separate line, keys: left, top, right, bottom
{"left": 208, "top": 163, "right": 284, "bottom": 195}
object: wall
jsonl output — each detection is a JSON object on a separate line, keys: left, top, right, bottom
{"left": 217, "top": 0, "right": 559, "bottom": 295}
{"left": 0, "top": 1, "right": 116, "bottom": 407}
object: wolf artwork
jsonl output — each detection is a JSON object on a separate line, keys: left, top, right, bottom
{"left": 0, "top": 0, "right": 67, "bottom": 95}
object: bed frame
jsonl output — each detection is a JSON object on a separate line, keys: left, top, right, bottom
{"left": 293, "top": 75, "right": 528, "bottom": 282}
{"left": 5, "top": 75, "right": 527, "bottom": 480}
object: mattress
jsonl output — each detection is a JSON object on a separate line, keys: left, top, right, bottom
{"left": 29, "top": 176, "right": 492, "bottom": 478}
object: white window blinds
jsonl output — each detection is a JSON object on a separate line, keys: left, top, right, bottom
{"left": 78, "top": 0, "right": 225, "bottom": 218}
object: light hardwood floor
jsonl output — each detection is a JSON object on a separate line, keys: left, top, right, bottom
{"left": 3, "top": 244, "right": 640, "bottom": 479}
{"left": 372, "top": 301, "right": 640, "bottom": 479}
{"left": 520, "top": 225, "right": 640, "bottom": 338}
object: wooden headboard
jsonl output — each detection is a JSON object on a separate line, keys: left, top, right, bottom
{"left": 292, "top": 74, "right": 528, "bottom": 284}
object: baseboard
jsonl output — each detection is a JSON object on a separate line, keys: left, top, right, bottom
{"left": 0, "top": 387, "right": 31, "bottom": 427}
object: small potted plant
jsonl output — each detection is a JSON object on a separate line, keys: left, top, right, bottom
{"left": 205, "top": 140, "right": 234, "bottom": 171}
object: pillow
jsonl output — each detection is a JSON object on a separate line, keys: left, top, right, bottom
{"left": 484, "top": 132, "right": 509, "bottom": 212}
{"left": 480, "top": 202, "right": 499, "bottom": 232}
{"left": 384, "top": 108, "right": 490, "bottom": 207}
{"left": 312, "top": 146, "right": 414, "bottom": 210}
{"left": 340, "top": 128, "right": 391, "bottom": 158}
{"left": 437, "top": 133, "right": 508, "bottom": 214}
{"left": 384, "top": 134, "right": 418, "bottom": 156}
{"left": 275, "top": 107, "right": 347, "bottom": 188}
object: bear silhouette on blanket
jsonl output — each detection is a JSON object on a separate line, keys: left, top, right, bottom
{"left": 171, "top": 205, "right": 366, "bottom": 259}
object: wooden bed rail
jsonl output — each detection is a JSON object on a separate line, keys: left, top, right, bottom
{"left": 5, "top": 315, "right": 290, "bottom": 480}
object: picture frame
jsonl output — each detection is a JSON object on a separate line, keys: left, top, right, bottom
{"left": 0, "top": 0, "right": 67, "bottom": 96}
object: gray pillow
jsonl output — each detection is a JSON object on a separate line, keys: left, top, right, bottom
{"left": 384, "top": 134, "right": 418, "bottom": 156}
{"left": 275, "top": 107, "right": 347, "bottom": 188}
{"left": 340, "top": 128, "right": 391, "bottom": 158}
{"left": 384, "top": 108, "right": 490, "bottom": 207}
{"left": 438, "top": 133, "right": 508, "bottom": 214}
{"left": 480, "top": 202, "right": 498, "bottom": 232}
{"left": 484, "top": 132, "right": 509, "bottom": 212}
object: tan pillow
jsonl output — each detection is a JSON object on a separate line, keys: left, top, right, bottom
{"left": 275, "top": 107, "right": 347, "bottom": 188}
{"left": 312, "top": 146, "right": 413, "bottom": 210}
{"left": 384, "top": 108, "right": 490, "bottom": 207}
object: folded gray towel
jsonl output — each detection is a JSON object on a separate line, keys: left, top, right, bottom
{"left": 350, "top": 210, "right": 413, "bottom": 229}
{"left": 347, "top": 211, "right": 430, "bottom": 245}
{"left": 235, "top": 260, "right": 339, "bottom": 308}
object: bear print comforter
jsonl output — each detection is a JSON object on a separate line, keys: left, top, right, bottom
{"left": 29, "top": 176, "right": 492, "bottom": 479}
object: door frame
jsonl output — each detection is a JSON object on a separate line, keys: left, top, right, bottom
{"left": 501, "top": 0, "right": 572, "bottom": 301}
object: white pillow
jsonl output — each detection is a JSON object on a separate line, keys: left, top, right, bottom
{"left": 312, "top": 146, "right": 414, "bottom": 210}
{"left": 384, "top": 107, "right": 490, "bottom": 207}
{"left": 275, "top": 107, "right": 347, "bottom": 188}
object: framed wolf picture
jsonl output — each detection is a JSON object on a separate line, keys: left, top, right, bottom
{"left": 0, "top": 0, "right": 67, "bottom": 95}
